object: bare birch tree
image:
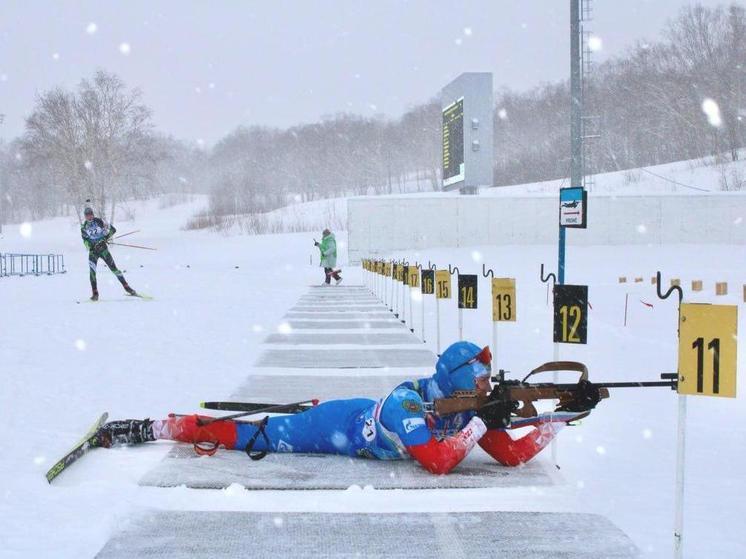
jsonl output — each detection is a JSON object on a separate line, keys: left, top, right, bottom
{"left": 22, "top": 70, "right": 159, "bottom": 222}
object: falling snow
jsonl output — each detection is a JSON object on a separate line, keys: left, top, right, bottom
{"left": 702, "top": 98, "right": 722, "bottom": 127}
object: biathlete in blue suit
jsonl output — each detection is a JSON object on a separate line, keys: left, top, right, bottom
{"left": 96, "top": 341, "right": 592, "bottom": 474}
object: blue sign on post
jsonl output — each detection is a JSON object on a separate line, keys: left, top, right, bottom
{"left": 559, "top": 187, "right": 587, "bottom": 229}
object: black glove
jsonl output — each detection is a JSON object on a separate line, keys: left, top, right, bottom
{"left": 92, "top": 240, "right": 107, "bottom": 252}
{"left": 558, "top": 379, "right": 601, "bottom": 412}
{"left": 476, "top": 394, "right": 516, "bottom": 430}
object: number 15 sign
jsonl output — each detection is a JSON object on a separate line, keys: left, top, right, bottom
{"left": 678, "top": 303, "right": 737, "bottom": 398}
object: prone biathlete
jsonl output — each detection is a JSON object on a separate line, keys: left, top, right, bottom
{"left": 95, "top": 341, "right": 593, "bottom": 474}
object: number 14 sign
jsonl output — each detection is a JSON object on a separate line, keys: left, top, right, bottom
{"left": 678, "top": 303, "right": 737, "bottom": 398}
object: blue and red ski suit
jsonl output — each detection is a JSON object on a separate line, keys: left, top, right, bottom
{"left": 154, "top": 376, "right": 571, "bottom": 474}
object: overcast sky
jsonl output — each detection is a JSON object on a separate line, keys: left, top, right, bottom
{"left": 0, "top": 0, "right": 734, "bottom": 145}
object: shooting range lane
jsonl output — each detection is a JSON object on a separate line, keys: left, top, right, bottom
{"left": 256, "top": 349, "right": 435, "bottom": 368}
{"left": 119, "top": 285, "right": 637, "bottom": 556}
{"left": 139, "top": 447, "right": 553, "bottom": 489}
{"left": 264, "top": 332, "right": 421, "bottom": 345}
{"left": 284, "top": 311, "right": 394, "bottom": 320}
{"left": 286, "top": 319, "right": 404, "bottom": 329}
{"left": 262, "top": 285, "right": 435, "bottom": 368}
{"left": 290, "top": 305, "right": 388, "bottom": 312}
{"left": 96, "top": 510, "right": 637, "bottom": 559}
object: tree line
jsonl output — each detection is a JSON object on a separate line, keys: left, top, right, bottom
{"left": 1, "top": 3, "right": 743, "bottom": 227}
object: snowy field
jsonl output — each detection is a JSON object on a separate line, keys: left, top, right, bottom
{"left": 1, "top": 193, "right": 745, "bottom": 557}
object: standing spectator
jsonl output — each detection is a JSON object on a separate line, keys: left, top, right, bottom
{"left": 314, "top": 228, "right": 342, "bottom": 286}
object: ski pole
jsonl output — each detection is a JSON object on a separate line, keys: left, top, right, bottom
{"left": 200, "top": 400, "right": 318, "bottom": 413}
{"left": 113, "top": 230, "right": 140, "bottom": 240}
{"left": 196, "top": 399, "right": 316, "bottom": 426}
{"left": 108, "top": 241, "right": 157, "bottom": 251}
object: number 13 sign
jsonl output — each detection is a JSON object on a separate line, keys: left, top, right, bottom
{"left": 678, "top": 303, "right": 737, "bottom": 398}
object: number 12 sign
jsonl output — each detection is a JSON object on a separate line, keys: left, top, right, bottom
{"left": 553, "top": 284, "right": 588, "bottom": 344}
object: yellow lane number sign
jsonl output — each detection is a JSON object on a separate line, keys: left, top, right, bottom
{"left": 678, "top": 303, "right": 737, "bottom": 397}
{"left": 492, "top": 278, "right": 516, "bottom": 322}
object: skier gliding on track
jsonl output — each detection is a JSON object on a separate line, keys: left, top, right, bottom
{"left": 81, "top": 206, "right": 137, "bottom": 301}
{"left": 93, "top": 342, "right": 597, "bottom": 474}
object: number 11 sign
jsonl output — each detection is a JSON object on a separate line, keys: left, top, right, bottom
{"left": 678, "top": 303, "right": 737, "bottom": 398}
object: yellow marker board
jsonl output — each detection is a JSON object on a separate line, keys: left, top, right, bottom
{"left": 678, "top": 303, "right": 737, "bottom": 398}
{"left": 408, "top": 267, "right": 419, "bottom": 288}
{"left": 492, "top": 278, "right": 516, "bottom": 322}
{"left": 435, "top": 270, "right": 451, "bottom": 299}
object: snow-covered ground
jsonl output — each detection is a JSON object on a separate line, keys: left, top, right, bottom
{"left": 1, "top": 186, "right": 745, "bottom": 557}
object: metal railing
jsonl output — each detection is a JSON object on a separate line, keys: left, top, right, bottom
{"left": 0, "top": 253, "right": 66, "bottom": 277}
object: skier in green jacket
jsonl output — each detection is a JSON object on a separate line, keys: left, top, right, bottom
{"left": 80, "top": 207, "right": 137, "bottom": 301}
{"left": 314, "top": 228, "right": 342, "bottom": 286}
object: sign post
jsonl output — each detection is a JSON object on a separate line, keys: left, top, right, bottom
{"left": 435, "top": 269, "right": 451, "bottom": 354}
{"left": 408, "top": 266, "right": 419, "bottom": 335}
{"left": 672, "top": 303, "right": 737, "bottom": 559}
{"left": 457, "top": 274, "right": 478, "bottom": 341}
{"left": 421, "top": 269, "right": 434, "bottom": 343}
{"left": 400, "top": 264, "right": 408, "bottom": 325}
{"left": 552, "top": 282, "right": 588, "bottom": 464}
{"left": 491, "top": 278, "right": 516, "bottom": 364}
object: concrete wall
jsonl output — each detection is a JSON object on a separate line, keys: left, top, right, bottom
{"left": 347, "top": 193, "right": 746, "bottom": 262}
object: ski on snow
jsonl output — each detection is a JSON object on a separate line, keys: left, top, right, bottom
{"left": 76, "top": 293, "right": 154, "bottom": 304}
{"left": 46, "top": 412, "right": 108, "bottom": 483}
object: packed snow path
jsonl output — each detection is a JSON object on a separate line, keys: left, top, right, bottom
{"left": 96, "top": 510, "right": 637, "bottom": 559}
{"left": 111, "top": 285, "right": 636, "bottom": 556}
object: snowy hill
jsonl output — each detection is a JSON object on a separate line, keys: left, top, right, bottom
{"left": 230, "top": 153, "right": 746, "bottom": 236}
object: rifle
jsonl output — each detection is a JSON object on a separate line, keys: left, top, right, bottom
{"left": 433, "top": 361, "right": 678, "bottom": 429}
{"left": 197, "top": 362, "right": 678, "bottom": 433}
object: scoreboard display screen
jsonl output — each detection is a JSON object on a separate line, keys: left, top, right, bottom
{"left": 442, "top": 97, "right": 465, "bottom": 188}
